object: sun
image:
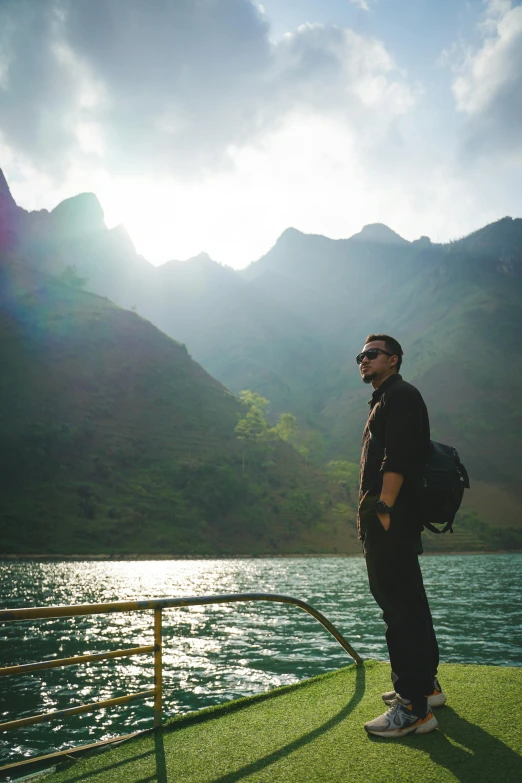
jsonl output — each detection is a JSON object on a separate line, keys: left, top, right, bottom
{"left": 98, "top": 177, "right": 202, "bottom": 266}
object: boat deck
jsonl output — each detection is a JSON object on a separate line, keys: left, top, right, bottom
{"left": 15, "top": 660, "right": 522, "bottom": 782}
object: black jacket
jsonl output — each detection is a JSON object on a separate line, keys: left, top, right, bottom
{"left": 358, "top": 374, "right": 430, "bottom": 535}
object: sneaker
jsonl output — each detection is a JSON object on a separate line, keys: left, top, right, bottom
{"left": 364, "top": 699, "right": 438, "bottom": 738}
{"left": 382, "top": 677, "right": 446, "bottom": 708}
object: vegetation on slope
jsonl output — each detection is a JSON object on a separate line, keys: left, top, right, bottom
{"left": 0, "top": 261, "right": 357, "bottom": 555}
{"left": 2, "top": 167, "right": 521, "bottom": 547}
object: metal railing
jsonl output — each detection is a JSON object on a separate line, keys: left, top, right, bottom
{"left": 0, "top": 592, "right": 361, "bottom": 775}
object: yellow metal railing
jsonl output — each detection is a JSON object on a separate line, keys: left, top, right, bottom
{"left": 0, "top": 592, "right": 361, "bottom": 775}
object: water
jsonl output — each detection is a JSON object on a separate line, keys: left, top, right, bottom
{"left": 0, "top": 554, "right": 521, "bottom": 765}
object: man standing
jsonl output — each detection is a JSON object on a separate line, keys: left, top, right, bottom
{"left": 357, "top": 334, "right": 445, "bottom": 738}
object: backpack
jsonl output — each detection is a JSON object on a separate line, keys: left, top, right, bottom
{"left": 422, "top": 441, "right": 470, "bottom": 534}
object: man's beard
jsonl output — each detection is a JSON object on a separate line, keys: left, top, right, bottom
{"left": 361, "top": 371, "right": 377, "bottom": 384}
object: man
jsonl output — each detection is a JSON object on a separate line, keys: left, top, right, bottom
{"left": 357, "top": 333, "right": 445, "bottom": 738}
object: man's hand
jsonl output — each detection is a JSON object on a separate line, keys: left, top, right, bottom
{"left": 377, "top": 471, "right": 404, "bottom": 531}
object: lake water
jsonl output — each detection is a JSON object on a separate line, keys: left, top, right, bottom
{"left": 1, "top": 554, "right": 521, "bottom": 765}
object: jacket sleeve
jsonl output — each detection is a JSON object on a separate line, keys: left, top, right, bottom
{"left": 380, "top": 389, "right": 426, "bottom": 477}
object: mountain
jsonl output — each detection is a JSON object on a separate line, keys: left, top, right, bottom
{"left": 0, "top": 172, "right": 152, "bottom": 307}
{"left": 0, "top": 169, "right": 21, "bottom": 251}
{"left": 48, "top": 192, "right": 106, "bottom": 238}
{"left": 0, "top": 259, "right": 356, "bottom": 555}
{"left": 223, "top": 222, "right": 522, "bottom": 533}
{"left": 242, "top": 221, "right": 522, "bottom": 532}
{"left": 2, "top": 168, "right": 521, "bottom": 544}
{"left": 349, "top": 223, "right": 410, "bottom": 245}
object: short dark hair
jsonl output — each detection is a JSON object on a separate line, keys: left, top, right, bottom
{"left": 365, "top": 333, "right": 403, "bottom": 371}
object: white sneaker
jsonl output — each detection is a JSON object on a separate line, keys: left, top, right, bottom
{"left": 382, "top": 677, "right": 447, "bottom": 708}
{"left": 365, "top": 699, "right": 438, "bottom": 738}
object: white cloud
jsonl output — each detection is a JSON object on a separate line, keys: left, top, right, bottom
{"left": 350, "top": 0, "right": 370, "bottom": 10}
{"left": 0, "top": 0, "right": 422, "bottom": 267}
{"left": 3, "top": 0, "right": 519, "bottom": 269}
{"left": 450, "top": 0, "right": 522, "bottom": 158}
{"left": 271, "top": 23, "right": 415, "bottom": 132}
{"left": 0, "top": 1, "right": 413, "bottom": 181}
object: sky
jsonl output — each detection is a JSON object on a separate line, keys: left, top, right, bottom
{"left": 1, "top": 0, "right": 521, "bottom": 268}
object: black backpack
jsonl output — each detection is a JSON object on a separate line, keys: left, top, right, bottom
{"left": 422, "top": 441, "right": 470, "bottom": 534}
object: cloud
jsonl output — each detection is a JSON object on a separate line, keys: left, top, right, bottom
{"left": 450, "top": 0, "right": 522, "bottom": 160}
{"left": 0, "top": 0, "right": 414, "bottom": 181}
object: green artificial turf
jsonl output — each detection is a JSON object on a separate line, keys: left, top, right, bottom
{"left": 41, "top": 661, "right": 522, "bottom": 783}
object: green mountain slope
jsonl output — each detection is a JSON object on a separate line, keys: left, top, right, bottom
{"left": 245, "top": 223, "right": 522, "bottom": 530}
{"left": 2, "top": 167, "right": 521, "bottom": 539}
{"left": 0, "top": 261, "right": 357, "bottom": 555}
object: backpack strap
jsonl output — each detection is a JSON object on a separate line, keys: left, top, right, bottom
{"left": 424, "top": 522, "right": 442, "bottom": 535}
{"left": 424, "top": 521, "right": 454, "bottom": 535}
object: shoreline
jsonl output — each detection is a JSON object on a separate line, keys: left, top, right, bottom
{"left": 1, "top": 550, "right": 520, "bottom": 561}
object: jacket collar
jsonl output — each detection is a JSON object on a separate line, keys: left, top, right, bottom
{"left": 369, "top": 373, "right": 402, "bottom": 406}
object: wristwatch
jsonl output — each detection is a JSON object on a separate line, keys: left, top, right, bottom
{"left": 375, "top": 500, "right": 394, "bottom": 515}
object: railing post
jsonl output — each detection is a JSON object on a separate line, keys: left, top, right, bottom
{"left": 153, "top": 608, "right": 163, "bottom": 729}
{"left": 0, "top": 592, "right": 361, "bottom": 777}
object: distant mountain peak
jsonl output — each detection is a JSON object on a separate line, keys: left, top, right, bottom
{"left": 350, "top": 223, "right": 409, "bottom": 245}
{"left": 280, "top": 227, "right": 304, "bottom": 238}
{"left": 108, "top": 224, "right": 137, "bottom": 255}
{"left": 274, "top": 227, "right": 307, "bottom": 246}
{"left": 451, "top": 216, "right": 522, "bottom": 276}
{"left": 0, "top": 169, "right": 17, "bottom": 207}
{"left": 0, "top": 168, "right": 21, "bottom": 250}
{"left": 188, "top": 251, "right": 213, "bottom": 263}
{"left": 0, "top": 169, "right": 20, "bottom": 218}
{"left": 159, "top": 251, "right": 224, "bottom": 272}
{"left": 50, "top": 193, "right": 106, "bottom": 237}
{"left": 181, "top": 251, "right": 225, "bottom": 270}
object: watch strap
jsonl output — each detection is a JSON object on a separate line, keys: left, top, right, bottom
{"left": 375, "top": 500, "right": 394, "bottom": 514}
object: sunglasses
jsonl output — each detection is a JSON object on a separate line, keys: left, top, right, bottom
{"left": 356, "top": 348, "right": 393, "bottom": 364}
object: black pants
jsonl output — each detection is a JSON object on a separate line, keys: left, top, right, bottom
{"left": 360, "top": 497, "right": 439, "bottom": 714}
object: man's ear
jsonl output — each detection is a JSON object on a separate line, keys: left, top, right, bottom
{"left": 390, "top": 354, "right": 398, "bottom": 368}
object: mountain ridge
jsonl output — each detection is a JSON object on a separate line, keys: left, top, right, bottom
{"left": 2, "top": 168, "right": 521, "bottom": 539}
{"left": 2, "top": 167, "right": 518, "bottom": 276}
{"left": 349, "top": 222, "right": 409, "bottom": 245}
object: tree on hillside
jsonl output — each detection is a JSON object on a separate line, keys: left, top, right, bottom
{"left": 270, "top": 412, "right": 309, "bottom": 457}
{"left": 238, "top": 390, "right": 270, "bottom": 414}
{"left": 59, "top": 265, "right": 88, "bottom": 289}
{"left": 324, "top": 460, "right": 360, "bottom": 500}
{"left": 235, "top": 390, "right": 271, "bottom": 471}
{"left": 235, "top": 404, "right": 269, "bottom": 443}
{"left": 235, "top": 390, "right": 310, "bottom": 470}
{"left": 322, "top": 460, "right": 359, "bottom": 525}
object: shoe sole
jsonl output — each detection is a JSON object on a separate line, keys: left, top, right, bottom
{"left": 383, "top": 692, "right": 447, "bottom": 708}
{"left": 427, "top": 692, "right": 447, "bottom": 708}
{"left": 365, "top": 713, "right": 438, "bottom": 738}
